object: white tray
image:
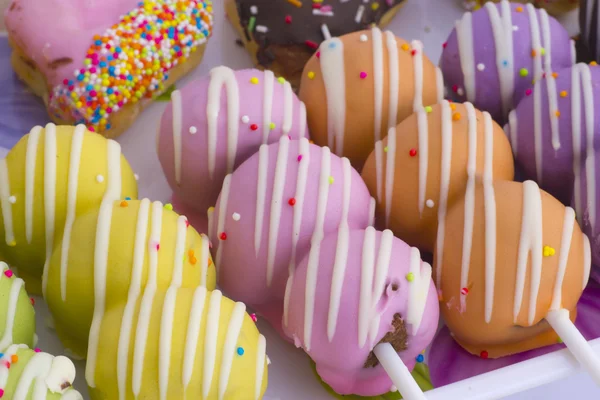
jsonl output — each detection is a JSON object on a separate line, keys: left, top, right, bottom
{"left": 18, "top": 0, "right": 599, "bottom": 398}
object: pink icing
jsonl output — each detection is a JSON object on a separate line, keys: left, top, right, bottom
{"left": 208, "top": 137, "right": 374, "bottom": 334}
{"left": 283, "top": 228, "right": 439, "bottom": 396}
{"left": 158, "top": 67, "right": 308, "bottom": 233}
{"left": 4, "top": 0, "right": 139, "bottom": 87}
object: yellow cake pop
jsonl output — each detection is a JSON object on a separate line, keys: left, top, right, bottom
{"left": 44, "top": 199, "right": 216, "bottom": 359}
{"left": 0, "top": 123, "right": 138, "bottom": 294}
{"left": 88, "top": 287, "right": 268, "bottom": 400}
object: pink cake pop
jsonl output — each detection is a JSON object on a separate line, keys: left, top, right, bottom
{"left": 283, "top": 227, "right": 438, "bottom": 396}
{"left": 158, "top": 67, "right": 308, "bottom": 232}
{"left": 208, "top": 136, "right": 375, "bottom": 332}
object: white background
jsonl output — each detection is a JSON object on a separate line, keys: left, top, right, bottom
{"left": 21, "top": 0, "right": 598, "bottom": 398}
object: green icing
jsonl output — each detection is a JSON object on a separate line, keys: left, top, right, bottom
{"left": 0, "top": 272, "right": 36, "bottom": 351}
{"left": 310, "top": 361, "right": 433, "bottom": 399}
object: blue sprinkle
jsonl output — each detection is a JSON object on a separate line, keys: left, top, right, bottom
{"left": 86, "top": 84, "right": 94, "bottom": 91}
{"left": 0, "top": 353, "right": 4, "bottom": 359}
{"left": 502, "top": 60, "right": 509, "bottom": 67}
{"left": 416, "top": 354, "right": 424, "bottom": 363}
{"left": 141, "top": 33, "right": 147, "bottom": 39}
{"left": 107, "top": 55, "right": 113, "bottom": 61}
{"left": 106, "top": 124, "right": 112, "bottom": 130}
{"left": 94, "top": 40, "right": 102, "bottom": 46}
{"left": 328, "top": 42, "right": 336, "bottom": 49}
{"left": 99, "top": 61, "right": 107, "bottom": 68}
{"left": 77, "top": 74, "right": 85, "bottom": 81}
{"left": 237, "top": 347, "right": 245, "bottom": 356}
{"left": 107, "top": 88, "right": 114, "bottom": 94}
{"left": 115, "top": 47, "right": 122, "bottom": 53}
{"left": 125, "top": 197, "right": 131, "bottom": 201}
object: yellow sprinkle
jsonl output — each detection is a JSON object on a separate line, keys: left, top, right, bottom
{"left": 406, "top": 272, "right": 415, "bottom": 282}
{"left": 307, "top": 71, "right": 315, "bottom": 80}
{"left": 591, "top": 61, "right": 598, "bottom": 66}
{"left": 555, "top": 110, "right": 561, "bottom": 118}
{"left": 384, "top": 146, "right": 388, "bottom": 153}
{"left": 277, "top": 77, "right": 285, "bottom": 84}
{"left": 371, "top": 2, "right": 379, "bottom": 10}
{"left": 287, "top": 0, "right": 302, "bottom": 7}
{"left": 208, "top": 206, "right": 215, "bottom": 213}
{"left": 452, "top": 112, "right": 461, "bottom": 121}
{"left": 269, "top": 122, "right": 276, "bottom": 130}
{"left": 250, "top": 77, "right": 259, "bottom": 84}
{"left": 450, "top": 103, "right": 456, "bottom": 111}
{"left": 401, "top": 43, "right": 410, "bottom": 51}
{"left": 424, "top": 106, "right": 433, "bottom": 113}
{"left": 164, "top": 203, "right": 173, "bottom": 211}
{"left": 543, "top": 245, "right": 556, "bottom": 257}
{"left": 560, "top": 91, "right": 568, "bottom": 98}
{"left": 329, "top": 176, "right": 334, "bottom": 185}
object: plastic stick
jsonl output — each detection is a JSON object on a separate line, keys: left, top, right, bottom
{"left": 373, "top": 343, "right": 427, "bottom": 400}
{"left": 546, "top": 308, "right": 600, "bottom": 386}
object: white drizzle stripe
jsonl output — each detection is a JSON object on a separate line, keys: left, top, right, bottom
{"left": 159, "top": 287, "right": 178, "bottom": 400}
{"left": 282, "top": 81, "right": 294, "bottom": 135}
{"left": 182, "top": 286, "right": 208, "bottom": 392}
{"left": 0, "top": 345, "right": 26, "bottom": 391}
{"left": 255, "top": 335, "right": 267, "bottom": 400}
{"left": 581, "top": 65, "right": 597, "bottom": 234}
{"left": 375, "top": 140, "right": 384, "bottom": 203}
{"left": 368, "top": 197, "right": 376, "bottom": 227}
{"left": 303, "top": 147, "right": 331, "bottom": 351}
{"left": 215, "top": 175, "right": 232, "bottom": 273}
{"left": 436, "top": 68, "right": 444, "bottom": 103}
{"left": 266, "top": 137, "right": 290, "bottom": 286}
{"left": 368, "top": 229, "right": 393, "bottom": 343}
{"left": 85, "top": 138, "right": 123, "bottom": 388}
{"left": 199, "top": 234, "right": 210, "bottom": 287}
{"left": 12, "top": 352, "right": 53, "bottom": 399}
{"left": 298, "top": 102, "right": 308, "bottom": 138}
{"left": 25, "top": 126, "right": 42, "bottom": 243}
{"left": 0, "top": 159, "right": 14, "bottom": 246}
{"left": 171, "top": 215, "right": 188, "bottom": 287}
{"left": 417, "top": 110, "right": 429, "bottom": 215}
{"left": 254, "top": 146, "right": 268, "bottom": 256}
{"left": 384, "top": 128, "right": 397, "bottom": 226}
{"left": 262, "top": 70, "right": 275, "bottom": 145}
{"left": 583, "top": 234, "right": 592, "bottom": 290}
{"left": 533, "top": 80, "right": 543, "bottom": 183}
{"left": 319, "top": 38, "right": 346, "bottom": 155}
{"left": 43, "top": 123, "right": 58, "bottom": 279}
{"left": 206, "top": 67, "right": 240, "bottom": 178}
{"left": 540, "top": 9, "right": 560, "bottom": 151}
{"left": 513, "top": 181, "right": 543, "bottom": 325}
{"left": 411, "top": 40, "right": 425, "bottom": 111}
{"left": 386, "top": 31, "right": 400, "bottom": 132}
{"left": 459, "top": 103, "right": 478, "bottom": 313}
{"left": 203, "top": 290, "right": 222, "bottom": 399}
{"left": 372, "top": 28, "right": 384, "bottom": 143}
{"left": 456, "top": 11, "right": 475, "bottom": 102}
{"left": 435, "top": 101, "right": 453, "bottom": 288}
{"left": 406, "top": 247, "right": 432, "bottom": 335}
{"left": 326, "top": 158, "right": 352, "bottom": 341}
{"left": 358, "top": 227, "right": 376, "bottom": 348}
{"left": 218, "top": 302, "right": 246, "bottom": 400}
{"left": 483, "top": 112, "right": 497, "bottom": 323}
{"left": 116, "top": 198, "right": 150, "bottom": 400}
{"left": 0, "top": 264, "right": 24, "bottom": 351}
{"left": 527, "top": 3, "right": 541, "bottom": 177}
{"left": 508, "top": 109, "right": 518, "bottom": 156}
{"left": 572, "top": 66, "right": 583, "bottom": 225}
{"left": 527, "top": 4, "right": 543, "bottom": 83}
{"left": 486, "top": 1, "right": 514, "bottom": 118}
{"left": 131, "top": 201, "right": 163, "bottom": 396}
{"left": 59, "top": 125, "right": 86, "bottom": 301}
{"left": 550, "top": 208, "right": 576, "bottom": 310}
{"left": 171, "top": 89, "right": 183, "bottom": 184}
{"left": 288, "top": 139, "right": 311, "bottom": 277}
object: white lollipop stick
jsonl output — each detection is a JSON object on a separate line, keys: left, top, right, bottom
{"left": 546, "top": 308, "right": 600, "bottom": 386}
{"left": 374, "top": 343, "right": 427, "bottom": 400}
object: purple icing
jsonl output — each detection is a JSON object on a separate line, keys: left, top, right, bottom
{"left": 440, "top": 1, "right": 574, "bottom": 123}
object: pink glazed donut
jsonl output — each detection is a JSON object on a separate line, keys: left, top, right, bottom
{"left": 283, "top": 227, "right": 439, "bottom": 396}
{"left": 158, "top": 67, "right": 309, "bottom": 232}
{"left": 208, "top": 136, "right": 375, "bottom": 332}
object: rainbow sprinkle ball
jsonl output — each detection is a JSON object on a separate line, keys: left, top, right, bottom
{"left": 49, "top": 0, "right": 213, "bottom": 133}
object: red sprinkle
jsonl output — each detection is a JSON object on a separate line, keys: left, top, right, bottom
{"left": 360, "top": 72, "right": 368, "bottom": 79}
{"left": 411, "top": 49, "right": 417, "bottom": 56}
{"left": 312, "top": 3, "right": 321, "bottom": 8}
{"left": 409, "top": 148, "right": 417, "bottom": 157}
{"left": 480, "top": 351, "right": 489, "bottom": 359}
{"left": 185, "top": 220, "right": 190, "bottom": 228}
{"left": 305, "top": 40, "right": 319, "bottom": 49}
{"left": 0, "top": 388, "right": 4, "bottom": 397}
{"left": 285, "top": 15, "right": 292, "bottom": 24}
{"left": 3, "top": 270, "right": 12, "bottom": 278}
{"left": 30, "top": 298, "right": 35, "bottom": 306}
{"left": 250, "top": 313, "right": 258, "bottom": 322}
{"left": 316, "top": 51, "right": 321, "bottom": 58}
{"left": 460, "top": 287, "right": 469, "bottom": 295}
{"left": 250, "top": 124, "right": 258, "bottom": 131}
{"left": 219, "top": 232, "right": 227, "bottom": 241}
{"left": 288, "top": 198, "right": 296, "bottom": 206}
{"left": 156, "top": 243, "right": 160, "bottom": 251}
{"left": 452, "top": 84, "right": 459, "bottom": 93}
{"left": 297, "top": 155, "right": 303, "bottom": 162}
{"left": 4, "top": 361, "right": 9, "bottom": 369}
{"left": 442, "top": 42, "right": 448, "bottom": 48}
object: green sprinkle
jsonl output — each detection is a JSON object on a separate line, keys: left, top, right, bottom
{"left": 519, "top": 68, "right": 529, "bottom": 77}
{"left": 269, "top": 122, "right": 276, "bottom": 130}
{"left": 384, "top": 146, "right": 389, "bottom": 153}
{"left": 164, "top": 203, "right": 173, "bottom": 211}
{"left": 424, "top": 106, "right": 433, "bottom": 113}
{"left": 248, "top": 16, "right": 257, "bottom": 34}
{"left": 277, "top": 77, "right": 285, "bottom": 84}
{"left": 540, "top": 48, "right": 546, "bottom": 56}
{"left": 328, "top": 176, "right": 334, "bottom": 185}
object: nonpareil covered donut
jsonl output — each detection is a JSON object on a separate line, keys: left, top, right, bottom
{"left": 299, "top": 28, "right": 443, "bottom": 170}
{"left": 225, "top": 0, "right": 407, "bottom": 89}
{"left": 435, "top": 180, "right": 590, "bottom": 358}
{"left": 361, "top": 101, "right": 514, "bottom": 252}
{"left": 208, "top": 137, "right": 374, "bottom": 332}
{"left": 441, "top": 0, "right": 575, "bottom": 123}
{"left": 505, "top": 63, "right": 600, "bottom": 205}
{"left": 44, "top": 199, "right": 216, "bottom": 359}
{"left": 88, "top": 287, "right": 268, "bottom": 400}
{"left": 3, "top": 0, "right": 213, "bottom": 137}
{"left": 158, "top": 67, "right": 308, "bottom": 232}
{"left": 0, "top": 124, "right": 138, "bottom": 294}
{"left": 283, "top": 227, "right": 438, "bottom": 397}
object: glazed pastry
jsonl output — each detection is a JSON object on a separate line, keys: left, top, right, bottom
{"left": 0, "top": 123, "right": 138, "bottom": 294}
{"left": 581, "top": 0, "right": 600, "bottom": 62}
{"left": 44, "top": 199, "right": 216, "bottom": 359}
{"left": 225, "top": 0, "right": 407, "bottom": 89}
{"left": 462, "top": 0, "right": 578, "bottom": 15}
{"left": 208, "top": 136, "right": 375, "bottom": 332}
{"left": 158, "top": 66, "right": 308, "bottom": 232}
{"left": 0, "top": 262, "right": 35, "bottom": 352}
{"left": 3, "top": 0, "right": 213, "bottom": 137}
{"left": 0, "top": 344, "right": 83, "bottom": 399}
{"left": 435, "top": 179, "right": 590, "bottom": 358}
{"left": 361, "top": 101, "right": 515, "bottom": 251}
{"left": 441, "top": 0, "right": 575, "bottom": 123}
{"left": 505, "top": 63, "right": 600, "bottom": 205}
{"left": 88, "top": 286, "right": 268, "bottom": 399}
{"left": 299, "top": 28, "right": 443, "bottom": 170}
{"left": 283, "top": 227, "right": 439, "bottom": 397}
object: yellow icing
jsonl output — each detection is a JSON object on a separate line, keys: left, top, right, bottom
{"left": 44, "top": 199, "right": 216, "bottom": 358}
{"left": 0, "top": 124, "right": 138, "bottom": 294}
{"left": 88, "top": 287, "right": 268, "bottom": 400}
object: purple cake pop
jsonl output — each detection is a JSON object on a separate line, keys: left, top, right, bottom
{"left": 440, "top": 0, "right": 574, "bottom": 123}
{"left": 283, "top": 227, "right": 439, "bottom": 396}
{"left": 505, "top": 63, "right": 600, "bottom": 205}
{"left": 158, "top": 67, "right": 309, "bottom": 232}
{"left": 208, "top": 136, "right": 375, "bottom": 333}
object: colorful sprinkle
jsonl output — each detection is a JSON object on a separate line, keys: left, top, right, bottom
{"left": 7, "top": 241, "right": 15, "bottom": 248}
{"left": 30, "top": 297, "right": 35, "bottom": 306}
{"left": 515, "top": 6, "right": 523, "bottom": 12}
{"left": 96, "top": 175, "right": 104, "bottom": 183}
{"left": 329, "top": 176, "right": 334, "bottom": 185}
{"left": 555, "top": 110, "right": 561, "bottom": 118}
{"left": 543, "top": 245, "right": 556, "bottom": 257}
{"left": 461, "top": 287, "right": 469, "bottom": 295}
{"left": 164, "top": 203, "right": 173, "bottom": 211}
{"left": 406, "top": 272, "right": 415, "bottom": 282}
{"left": 10, "top": 355, "right": 17, "bottom": 364}
{"left": 287, "top": 0, "right": 302, "bottom": 7}
{"left": 519, "top": 68, "right": 529, "bottom": 77}
{"left": 552, "top": 72, "right": 559, "bottom": 79}
{"left": 8, "top": 196, "right": 16, "bottom": 204}
{"left": 277, "top": 77, "right": 285, "bottom": 84}
{"left": 120, "top": 200, "right": 128, "bottom": 207}
{"left": 232, "top": 213, "right": 241, "bottom": 221}
{"left": 591, "top": 61, "right": 598, "bottom": 66}
{"left": 307, "top": 71, "right": 316, "bottom": 80}
{"left": 241, "top": 115, "right": 250, "bottom": 124}
{"left": 424, "top": 106, "right": 432, "bottom": 113}
{"left": 269, "top": 122, "right": 276, "bottom": 130}
{"left": 285, "top": 15, "right": 292, "bottom": 24}
{"left": 250, "top": 313, "right": 258, "bottom": 322}
{"left": 560, "top": 90, "right": 568, "bottom": 98}
{"left": 401, "top": 43, "right": 410, "bottom": 51}
{"left": 250, "top": 77, "right": 259, "bottom": 84}
{"left": 34, "top": 348, "right": 41, "bottom": 353}
{"left": 480, "top": 350, "right": 489, "bottom": 359}
{"left": 426, "top": 199, "right": 434, "bottom": 208}
{"left": 250, "top": 124, "right": 259, "bottom": 131}
{"left": 525, "top": 88, "right": 533, "bottom": 96}
{"left": 237, "top": 347, "right": 245, "bottom": 356}
{"left": 189, "top": 126, "right": 198, "bottom": 134}
{"left": 3, "top": 270, "right": 13, "bottom": 278}
{"left": 409, "top": 148, "right": 417, "bottom": 157}
{"left": 416, "top": 354, "right": 424, "bottom": 363}
{"left": 477, "top": 63, "right": 485, "bottom": 71}
{"left": 452, "top": 112, "right": 461, "bottom": 121}
{"left": 359, "top": 34, "right": 368, "bottom": 42}
{"left": 360, "top": 71, "right": 368, "bottom": 79}
{"left": 288, "top": 198, "right": 296, "bottom": 206}
{"left": 219, "top": 232, "right": 227, "bottom": 241}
